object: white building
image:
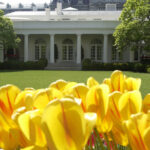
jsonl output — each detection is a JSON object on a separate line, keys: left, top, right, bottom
{"left": 3, "top": 3, "right": 139, "bottom": 69}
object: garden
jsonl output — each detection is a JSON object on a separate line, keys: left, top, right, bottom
{"left": 1, "top": 0, "right": 150, "bottom": 149}
{"left": 0, "top": 70, "right": 150, "bottom": 150}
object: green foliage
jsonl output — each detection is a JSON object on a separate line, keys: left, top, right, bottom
{"left": 113, "top": 0, "right": 150, "bottom": 51}
{"left": 82, "top": 59, "right": 150, "bottom": 72}
{"left": 0, "top": 9, "right": 4, "bottom": 16}
{"left": 147, "top": 67, "right": 150, "bottom": 73}
{"left": 0, "top": 58, "right": 48, "bottom": 70}
{"left": 0, "top": 9, "right": 20, "bottom": 49}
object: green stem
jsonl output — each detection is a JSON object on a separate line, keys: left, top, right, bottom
{"left": 104, "top": 133, "right": 111, "bottom": 150}
{"left": 110, "top": 131, "right": 118, "bottom": 150}
{"left": 94, "top": 128, "right": 105, "bottom": 150}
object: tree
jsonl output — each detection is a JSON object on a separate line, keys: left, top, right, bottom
{"left": 113, "top": 0, "right": 150, "bottom": 52}
{"left": 0, "top": 9, "right": 20, "bottom": 50}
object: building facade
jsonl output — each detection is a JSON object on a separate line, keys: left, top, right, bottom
{"left": 1, "top": 2, "right": 140, "bottom": 69}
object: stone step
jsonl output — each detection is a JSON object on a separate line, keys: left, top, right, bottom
{"left": 45, "top": 62, "right": 82, "bottom": 70}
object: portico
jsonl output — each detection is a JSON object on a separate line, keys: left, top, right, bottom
{"left": 4, "top": 8, "right": 134, "bottom": 69}
{"left": 21, "top": 33, "right": 111, "bottom": 64}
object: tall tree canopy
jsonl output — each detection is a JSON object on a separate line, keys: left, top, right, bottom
{"left": 113, "top": 0, "right": 150, "bottom": 52}
{"left": 0, "top": 9, "right": 20, "bottom": 49}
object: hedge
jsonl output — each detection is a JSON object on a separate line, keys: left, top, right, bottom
{"left": 0, "top": 58, "right": 48, "bottom": 70}
{"left": 82, "top": 59, "right": 150, "bottom": 73}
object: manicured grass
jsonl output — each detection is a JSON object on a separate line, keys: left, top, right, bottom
{"left": 0, "top": 70, "right": 150, "bottom": 98}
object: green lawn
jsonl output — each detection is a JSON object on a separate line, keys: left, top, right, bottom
{"left": 0, "top": 70, "right": 150, "bottom": 98}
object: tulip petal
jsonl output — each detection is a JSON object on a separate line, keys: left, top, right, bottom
{"left": 86, "top": 84, "right": 109, "bottom": 119}
{"left": 143, "top": 94, "right": 150, "bottom": 113}
{"left": 63, "top": 82, "right": 77, "bottom": 95}
{"left": 111, "top": 70, "right": 125, "bottom": 92}
{"left": 119, "top": 91, "right": 142, "bottom": 120}
{"left": 124, "top": 113, "right": 148, "bottom": 150}
{"left": 15, "top": 90, "right": 34, "bottom": 109}
{"left": 18, "top": 112, "right": 30, "bottom": 141}
{"left": 83, "top": 113, "right": 97, "bottom": 145}
{"left": 49, "top": 79, "right": 67, "bottom": 91}
{"left": 125, "top": 78, "right": 141, "bottom": 91}
{"left": 33, "top": 88, "right": 63, "bottom": 110}
{"left": 87, "top": 77, "right": 99, "bottom": 88}
{"left": 109, "top": 91, "right": 122, "bottom": 121}
{"left": 70, "top": 84, "right": 89, "bottom": 111}
{"left": 103, "top": 78, "right": 112, "bottom": 92}
{"left": 18, "top": 110, "right": 46, "bottom": 147}
{"left": 0, "top": 84, "right": 20, "bottom": 117}
{"left": 42, "top": 98, "right": 86, "bottom": 150}
{"left": 143, "top": 126, "right": 150, "bottom": 149}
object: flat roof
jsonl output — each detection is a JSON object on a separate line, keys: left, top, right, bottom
{"left": 6, "top": 10, "right": 121, "bottom": 21}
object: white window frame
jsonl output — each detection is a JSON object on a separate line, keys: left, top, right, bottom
{"left": 90, "top": 39, "right": 103, "bottom": 61}
{"left": 35, "top": 40, "right": 46, "bottom": 60}
{"left": 62, "top": 39, "right": 74, "bottom": 61}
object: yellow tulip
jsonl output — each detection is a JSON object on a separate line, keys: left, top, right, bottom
{"left": 109, "top": 91, "right": 122, "bottom": 122}
{"left": 42, "top": 98, "right": 97, "bottom": 150}
{"left": 33, "top": 88, "right": 63, "bottom": 110}
{"left": 0, "top": 109, "right": 21, "bottom": 150}
{"left": 17, "top": 109, "right": 47, "bottom": 148}
{"left": 86, "top": 84, "right": 112, "bottom": 132}
{"left": 110, "top": 70, "right": 125, "bottom": 93}
{"left": 103, "top": 78, "right": 112, "bottom": 92}
{"left": 69, "top": 84, "right": 89, "bottom": 112}
{"left": 125, "top": 77, "right": 141, "bottom": 91}
{"left": 108, "top": 92, "right": 128, "bottom": 146}
{"left": 143, "top": 112, "right": 150, "bottom": 150}
{"left": 143, "top": 94, "right": 150, "bottom": 113}
{"left": 0, "top": 84, "right": 20, "bottom": 117}
{"left": 87, "top": 77, "right": 99, "bottom": 88}
{"left": 62, "top": 82, "right": 77, "bottom": 95}
{"left": 15, "top": 90, "right": 34, "bottom": 109}
{"left": 119, "top": 91, "right": 142, "bottom": 120}
{"left": 124, "top": 113, "right": 150, "bottom": 150}
{"left": 49, "top": 79, "right": 67, "bottom": 92}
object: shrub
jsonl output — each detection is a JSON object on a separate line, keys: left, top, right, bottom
{"left": 82, "top": 59, "right": 92, "bottom": 70}
{"left": 0, "top": 58, "right": 48, "bottom": 70}
{"left": 82, "top": 59, "right": 149, "bottom": 73}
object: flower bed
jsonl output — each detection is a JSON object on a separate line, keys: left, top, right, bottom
{"left": 0, "top": 70, "right": 150, "bottom": 150}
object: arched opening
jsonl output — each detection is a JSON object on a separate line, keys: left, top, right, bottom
{"left": 62, "top": 39, "right": 73, "bottom": 61}
{"left": 90, "top": 38, "right": 102, "bottom": 61}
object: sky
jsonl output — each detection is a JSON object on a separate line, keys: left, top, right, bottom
{"left": 0, "top": 0, "right": 52, "bottom": 5}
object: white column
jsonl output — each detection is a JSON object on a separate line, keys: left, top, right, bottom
{"left": 50, "top": 34, "right": 55, "bottom": 63}
{"left": 103, "top": 34, "right": 108, "bottom": 63}
{"left": 76, "top": 34, "right": 81, "bottom": 64}
{"left": 24, "top": 34, "right": 29, "bottom": 62}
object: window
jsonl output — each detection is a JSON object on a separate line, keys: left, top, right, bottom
{"left": 62, "top": 39, "right": 73, "bottom": 61}
{"left": 35, "top": 39, "right": 46, "bottom": 60}
{"left": 105, "top": 4, "right": 116, "bottom": 11}
{"left": 90, "top": 39, "right": 102, "bottom": 61}
{"left": 134, "top": 50, "right": 139, "bottom": 61}
{"left": 112, "top": 46, "right": 122, "bottom": 62}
